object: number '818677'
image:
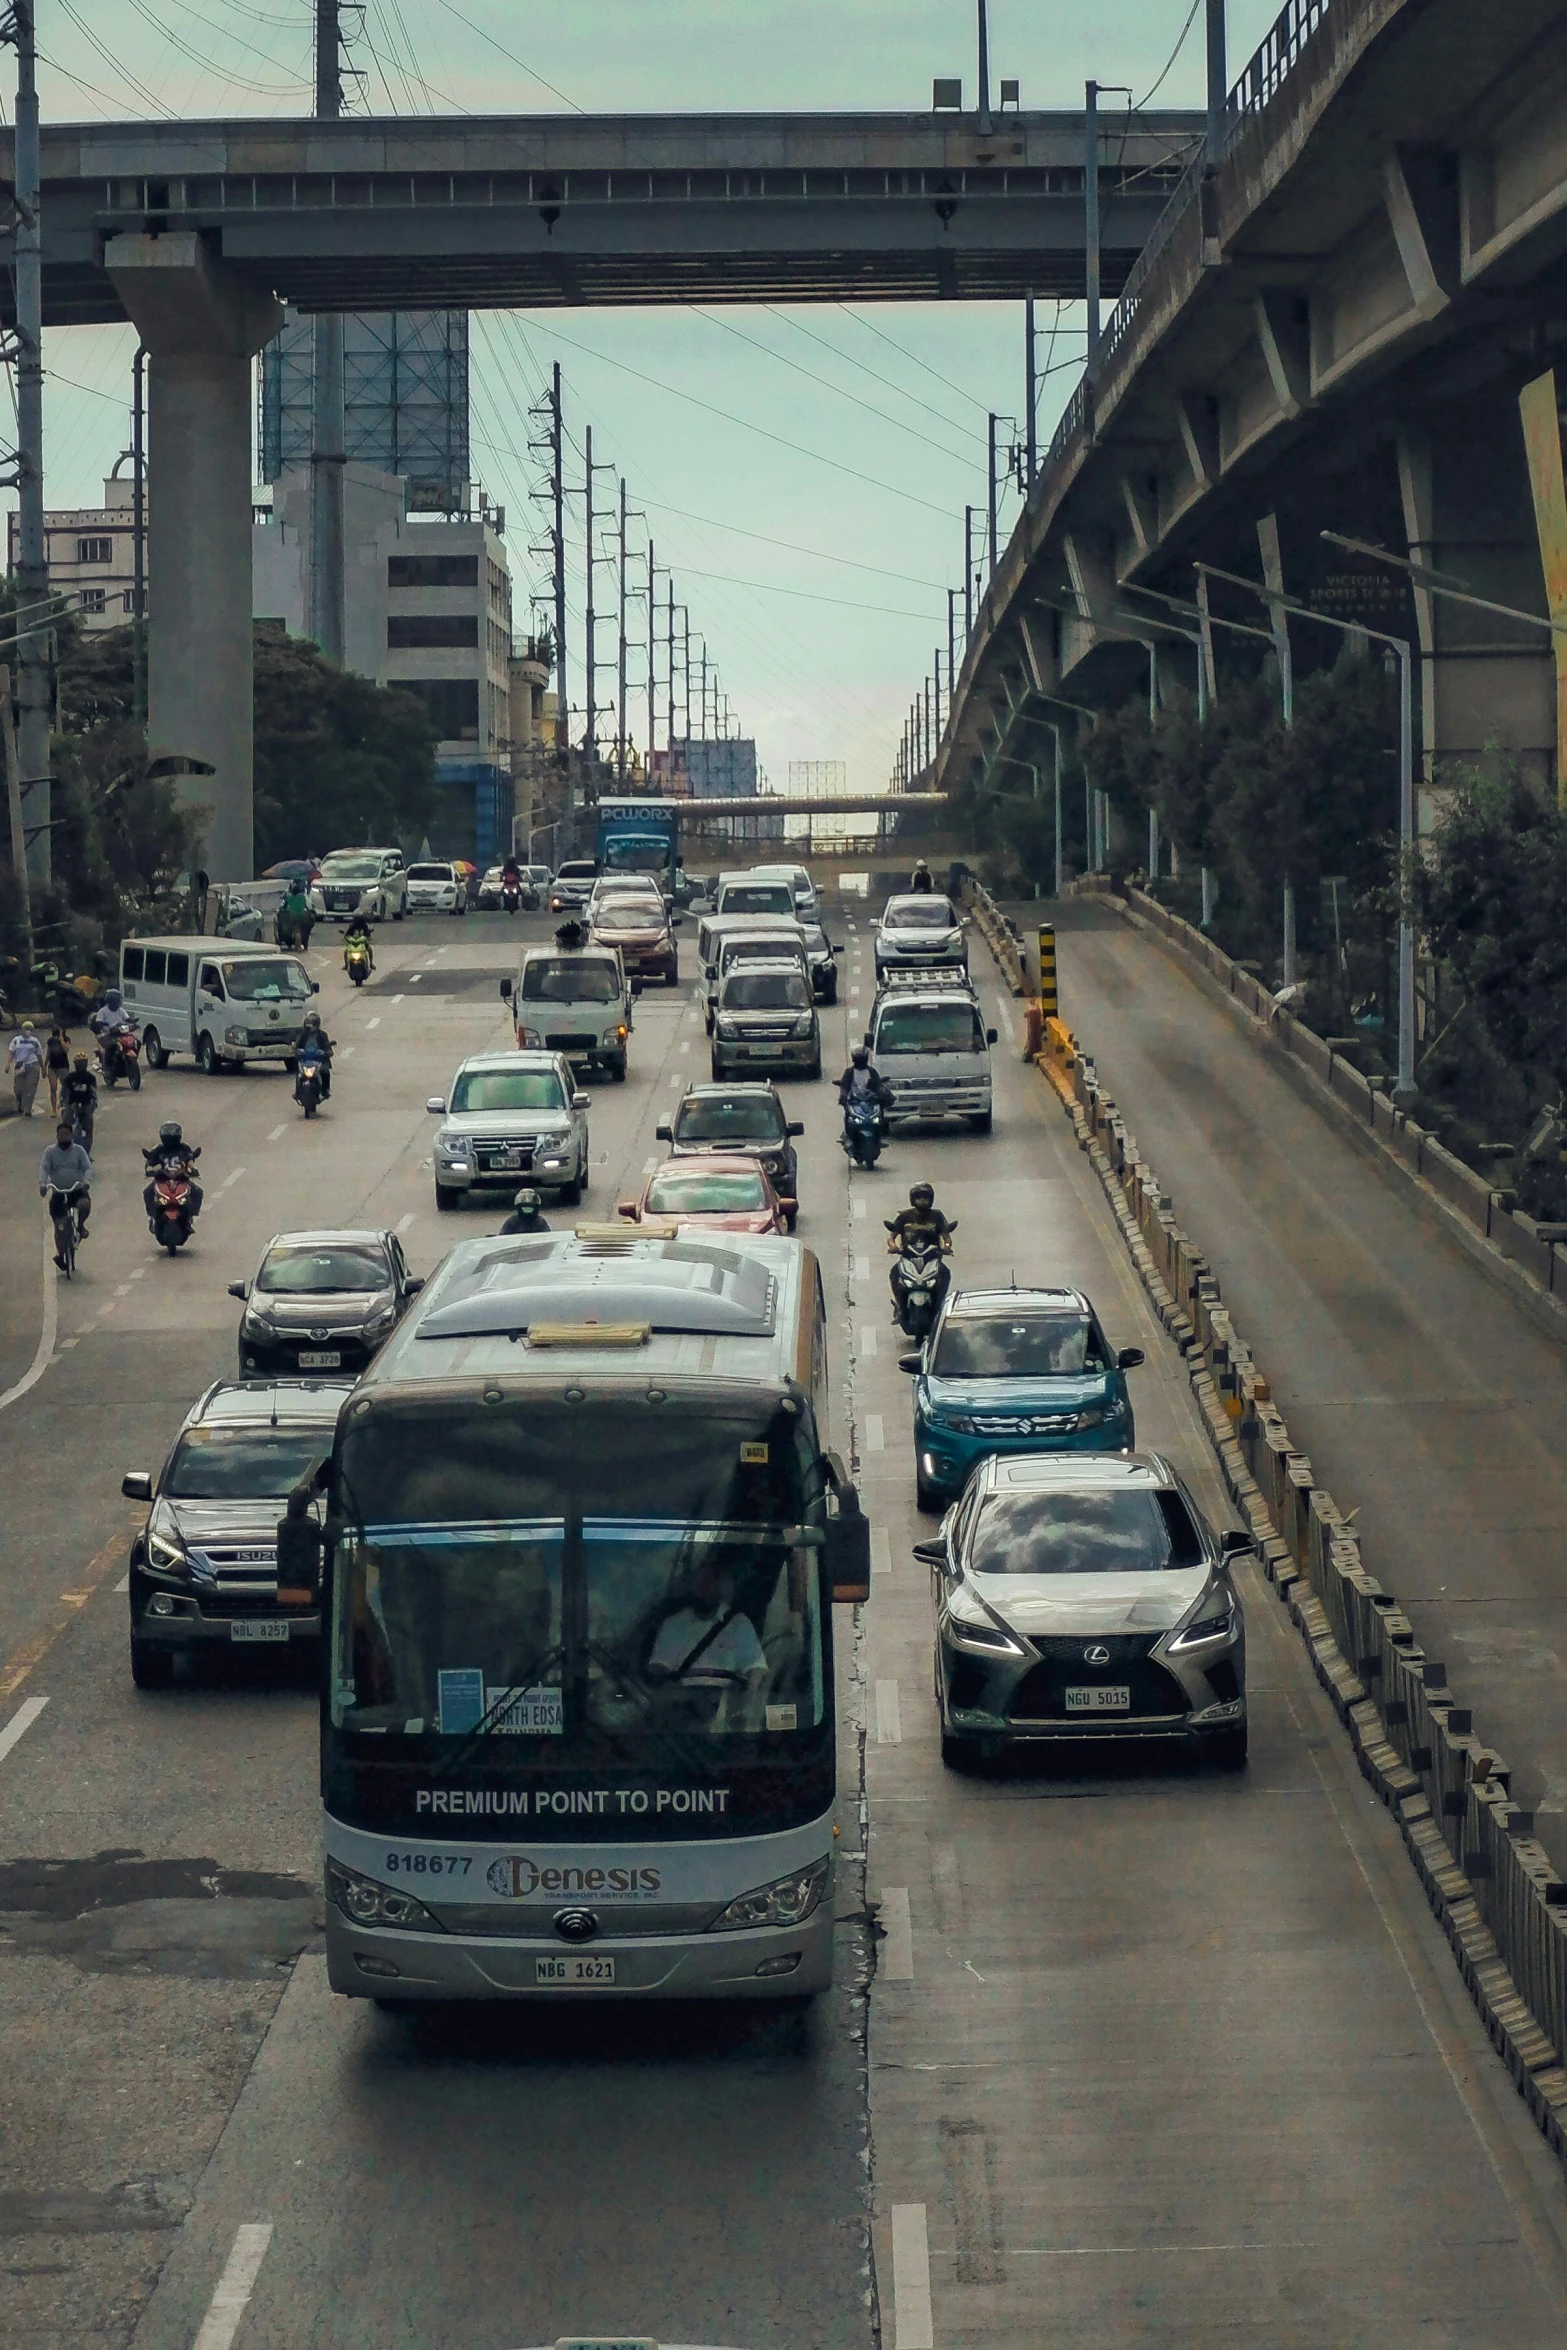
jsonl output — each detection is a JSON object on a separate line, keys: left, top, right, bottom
{"left": 384, "top": 1852, "right": 474, "bottom": 1877}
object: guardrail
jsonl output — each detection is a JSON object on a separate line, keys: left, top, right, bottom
{"left": 958, "top": 875, "right": 1027, "bottom": 994}
{"left": 1022, "top": 961, "right": 1567, "bottom": 2166}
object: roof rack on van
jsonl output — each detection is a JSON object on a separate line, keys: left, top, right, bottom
{"left": 872, "top": 963, "right": 975, "bottom": 992}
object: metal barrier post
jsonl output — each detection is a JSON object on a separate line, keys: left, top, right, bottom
{"left": 1037, "top": 922, "right": 1058, "bottom": 1019}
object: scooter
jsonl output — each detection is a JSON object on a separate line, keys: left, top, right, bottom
{"left": 501, "top": 880, "right": 521, "bottom": 915}
{"left": 841, "top": 1090, "right": 884, "bottom": 1170}
{"left": 889, "top": 1233, "right": 954, "bottom": 1340}
{"left": 344, "top": 938, "right": 373, "bottom": 987}
{"left": 295, "top": 1052, "right": 326, "bottom": 1119}
{"left": 101, "top": 1025, "right": 142, "bottom": 1092}
{"left": 150, "top": 1165, "right": 199, "bottom": 1254}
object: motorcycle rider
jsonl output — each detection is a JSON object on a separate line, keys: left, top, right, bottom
{"left": 498, "top": 1185, "right": 551, "bottom": 1236}
{"left": 297, "top": 1008, "right": 333, "bottom": 1100}
{"left": 39, "top": 1121, "right": 93, "bottom": 1265}
{"left": 342, "top": 916, "right": 375, "bottom": 978}
{"left": 142, "top": 1121, "right": 204, "bottom": 1229}
{"left": 501, "top": 853, "right": 522, "bottom": 901}
{"left": 837, "top": 1043, "right": 893, "bottom": 1116}
{"left": 60, "top": 1052, "right": 99, "bottom": 1152}
{"left": 885, "top": 1181, "right": 955, "bottom": 1322}
{"left": 909, "top": 858, "right": 934, "bottom": 893}
{"left": 89, "top": 987, "right": 136, "bottom": 1073}
{"left": 277, "top": 878, "right": 314, "bottom": 951}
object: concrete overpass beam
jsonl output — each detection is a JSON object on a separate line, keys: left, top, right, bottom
{"left": 1396, "top": 398, "right": 1556, "bottom": 811}
{"left": 1175, "top": 392, "right": 1220, "bottom": 498}
{"left": 1017, "top": 610, "right": 1058, "bottom": 697}
{"left": 1063, "top": 529, "right": 1120, "bottom": 636}
{"left": 104, "top": 232, "right": 283, "bottom": 881}
{"left": 1119, "top": 470, "right": 1159, "bottom": 561}
{"left": 1253, "top": 292, "right": 1311, "bottom": 417}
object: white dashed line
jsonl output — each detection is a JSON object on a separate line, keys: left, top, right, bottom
{"left": 0, "top": 1696, "right": 50, "bottom": 1767}
{"left": 853, "top": 1196, "right": 867, "bottom": 1220}
{"left": 114, "top": 1574, "right": 131, "bottom": 1594}
{"left": 365, "top": 1019, "right": 380, "bottom": 1031}
{"left": 267, "top": 1123, "right": 285, "bottom": 1142}
{"left": 391, "top": 993, "right": 404, "bottom": 1005}
{"left": 667, "top": 1072, "right": 682, "bottom": 1086}
{"left": 642, "top": 1156, "right": 658, "bottom": 1174}
{"left": 875, "top": 1680, "right": 902, "bottom": 1743}
{"left": 56, "top": 1337, "right": 78, "bottom": 1352}
{"left": 114, "top": 1283, "right": 132, "bottom": 1298}
{"left": 129, "top": 1266, "right": 147, "bottom": 1280}
{"left": 396, "top": 1212, "right": 415, "bottom": 1234}
{"left": 221, "top": 1167, "right": 247, "bottom": 1190}
{"left": 865, "top": 1413, "right": 884, "bottom": 1451}
{"left": 879, "top": 1885, "right": 913, "bottom": 1980}
{"left": 409, "top": 972, "right": 424, "bottom": 984}
{"left": 996, "top": 994, "right": 1012, "bottom": 1025}
{"left": 338, "top": 1044, "right": 355, "bottom": 1059}
{"left": 859, "top": 1324, "right": 878, "bottom": 1358}
{"left": 891, "top": 2204, "right": 933, "bottom": 2349}
{"left": 678, "top": 1040, "right": 690, "bottom": 1053}
{"left": 871, "top": 1524, "right": 892, "bottom": 1576}
{"left": 193, "top": 2222, "right": 275, "bottom": 2350}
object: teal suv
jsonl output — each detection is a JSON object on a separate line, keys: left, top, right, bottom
{"left": 901, "top": 1286, "right": 1144, "bottom": 1513}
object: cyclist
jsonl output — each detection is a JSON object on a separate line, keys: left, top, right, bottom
{"left": 39, "top": 1121, "right": 94, "bottom": 1268}
{"left": 60, "top": 1053, "right": 99, "bottom": 1151}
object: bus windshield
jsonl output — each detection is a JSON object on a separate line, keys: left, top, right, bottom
{"left": 330, "top": 1398, "right": 825, "bottom": 1749}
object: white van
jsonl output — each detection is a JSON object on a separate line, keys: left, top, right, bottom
{"left": 704, "top": 923, "right": 810, "bottom": 1032}
{"left": 865, "top": 970, "right": 997, "bottom": 1133}
{"left": 118, "top": 937, "right": 319, "bottom": 1074}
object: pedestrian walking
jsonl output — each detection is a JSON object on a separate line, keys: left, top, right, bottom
{"left": 44, "top": 1021, "right": 70, "bottom": 1117}
{"left": 7, "top": 1020, "right": 43, "bottom": 1117}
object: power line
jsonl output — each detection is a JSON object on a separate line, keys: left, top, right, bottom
{"left": 1136, "top": 0, "right": 1204, "bottom": 107}
{"left": 674, "top": 566, "right": 944, "bottom": 619}
{"left": 122, "top": 0, "right": 305, "bottom": 94}
{"left": 431, "top": 0, "right": 583, "bottom": 112}
{"left": 691, "top": 307, "right": 977, "bottom": 469}
{"left": 833, "top": 305, "right": 994, "bottom": 415}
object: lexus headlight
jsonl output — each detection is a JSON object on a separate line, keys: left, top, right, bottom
{"left": 947, "top": 1612, "right": 1028, "bottom": 1658}
{"left": 145, "top": 1526, "right": 190, "bottom": 1576}
{"left": 326, "top": 1858, "right": 442, "bottom": 1933}
{"left": 710, "top": 1855, "right": 830, "bottom": 1932}
{"left": 1169, "top": 1582, "right": 1238, "bottom": 1650}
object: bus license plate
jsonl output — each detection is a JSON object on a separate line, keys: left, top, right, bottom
{"left": 298, "top": 1350, "right": 342, "bottom": 1368}
{"left": 536, "top": 1954, "right": 616, "bottom": 1986}
{"left": 231, "top": 1619, "right": 290, "bottom": 1643}
{"left": 1064, "top": 1685, "right": 1130, "bottom": 1712}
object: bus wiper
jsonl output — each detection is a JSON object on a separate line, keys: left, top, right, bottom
{"left": 443, "top": 1641, "right": 565, "bottom": 1772}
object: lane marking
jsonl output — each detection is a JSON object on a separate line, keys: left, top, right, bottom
{"left": 865, "top": 1412, "right": 884, "bottom": 1451}
{"left": 880, "top": 1885, "right": 914, "bottom": 1980}
{"left": 221, "top": 1167, "right": 246, "bottom": 1190}
{"left": 891, "top": 2204, "right": 933, "bottom": 2349}
{"left": 871, "top": 1524, "right": 892, "bottom": 1576}
{"left": 0, "top": 1222, "right": 57, "bottom": 1417}
{"left": 875, "top": 1679, "right": 902, "bottom": 1743}
{"left": 365, "top": 1018, "right": 380, "bottom": 1031}
{"left": 395, "top": 1212, "right": 415, "bottom": 1234}
{"left": 667, "top": 1072, "right": 682, "bottom": 1086}
{"left": 995, "top": 994, "right": 1012, "bottom": 1026}
{"left": 853, "top": 1196, "right": 867, "bottom": 1220}
{"left": 114, "top": 1282, "right": 132, "bottom": 1298}
{"left": 0, "top": 1520, "right": 140, "bottom": 1703}
{"left": 0, "top": 1695, "right": 49, "bottom": 1766}
{"left": 267, "top": 1123, "right": 285, "bottom": 1142}
{"left": 859, "top": 1323, "right": 878, "bottom": 1358}
{"left": 678, "top": 1039, "right": 690, "bottom": 1054}
{"left": 409, "top": 971, "right": 424, "bottom": 984}
{"left": 338, "top": 1045, "right": 356, "bottom": 1059}
{"left": 113, "top": 1575, "right": 130, "bottom": 1594}
{"left": 193, "top": 2222, "right": 275, "bottom": 2350}
{"left": 129, "top": 1267, "right": 146, "bottom": 1280}
{"left": 642, "top": 1156, "right": 658, "bottom": 1174}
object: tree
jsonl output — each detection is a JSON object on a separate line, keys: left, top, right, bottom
{"left": 252, "top": 626, "right": 435, "bottom": 867}
{"left": 1421, "top": 769, "right": 1567, "bottom": 1101}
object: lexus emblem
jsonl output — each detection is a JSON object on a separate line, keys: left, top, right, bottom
{"left": 553, "top": 1907, "right": 599, "bottom": 1944}
{"left": 1083, "top": 1644, "right": 1112, "bottom": 1666}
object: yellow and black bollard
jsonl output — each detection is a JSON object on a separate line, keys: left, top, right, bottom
{"left": 1037, "top": 923, "right": 1058, "bottom": 1021}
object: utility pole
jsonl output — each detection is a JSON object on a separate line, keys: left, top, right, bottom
{"left": 583, "top": 424, "right": 597, "bottom": 765}
{"left": 1084, "top": 81, "right": 1102, "bottom": 383}
{"left": 1206, "top": 0, "right": 1228, "bottom": 165}
{"left": 9, "top": 0, "right": 49, "bottom": 882}
{"left": 700, "top": 642, "right": 709, "bottom": 739}
{"left": 987, "top": 414, "right": 999, "bottom": 574}
{"left": 976, "top": 0, "right": 992, "bottom": 134}
{"left": 646, "top": 540, "right": 657, "bottom": 779}
{"left": 964, "top": 507, "right": 974, "bottom": 640}
{"left": 1024, "top": 293, "right": 1037, "bottom": 487}
{"left": 309, "top": 0, "right": 345, "bottom": 666}
{"left": 665, "top": 575, "right": 676, "bottom": 756}
{"left": 947, "top": 588, "right": 958, "bottom": 700}
{"left": 680, "top": 608, "right": 691, "bottom": 740}
{"left": 615, "top": 475, "right": 628, "bottom": 781}
{"left": 131, "top": 344, "right": 148, "bottom": 731}
{"left": 550, "top": 364, "right": 567, "bottom": 755}
{"left": 934, "top": 648, "right": 944, "bottom": 748}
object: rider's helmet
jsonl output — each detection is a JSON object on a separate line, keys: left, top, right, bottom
{"left": 302, "top": 1009, "right": 322, "bottom": 1033}
{"left": 851, "top": 1045, "right": 870, "bottom": 1068}
{"left": 104, "top": 987, "right": 122, "bottom": 1009}
{"left": 512, "top": 1186, "right": 542, "bottom": 1217}
{"left": 909, "top": 1183, "right": 935, "bottom": 1212}
{"left": 158, "top": 1122, "right": 183, "bottom": 1149}
{"left": 72, "top": 1051, "right": 89, "bottom": 1072}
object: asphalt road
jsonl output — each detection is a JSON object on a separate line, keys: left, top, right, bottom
{"left": 1, "top": 882, "right": 1566, "bottom": 2349}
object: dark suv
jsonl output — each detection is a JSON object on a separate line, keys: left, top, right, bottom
{"left": 656, "top": 1082, "right": 804, "bottom": 1228}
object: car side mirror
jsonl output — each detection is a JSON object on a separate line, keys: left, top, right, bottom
{"left": 777, "top": 1197, "right": 798, "bottom": 1217}
{"left": 670, "top": 915, "right": 683, "bottom": 928}
{"left": 787, "top": 1120, "right": 804, "bottom": 1137}
{"left": 630, "top": 978, "right": 644, "bottom": 997}
{"left": 1117, "top": 1347, "right": 1146, "bottom": 1370}
{"left": 825, "top": 1483, "right": 871, "bottom": 1603}
{"left": 986, "top": 1027, "right": 998, "bottom": 1044}
{"left": 899, "top": 1352, "right": 923, "bottom": 1374}
{"left": 404, "top": 1276, "right": 424, "bottom": 1296}
{"left": 310, "top": 980, "right": 320, "bottom": 994}
{"left": 616, "top": 1200, "right": 639, "bottom": 1220}
{"left": 862, "top": 1032, "right": 873, "bottom": 1050}
{"left": 227, "top": 1280, "right": 249, "bottom": 1301}
{"left": 831, "top": 943, "right": 843, "bottom": 954}
{"left": 121, "top": 1470, "right": 153, "bottom": 1501}
{"left": 911, "top": 1540, "right": 946, "bottom": 1567}
{"left": 499, "top": 978, "right": 513, "bottom": 1000}
{"left": 704, "top": 964, "right": 717, "bottom": 981}
{"left": 1220, "top": 1529, "right": 1254, "bottom": 1558}
{"left": 426, "top": 1096, "right": 445, "bottom": 1114}
{"left": 655, "top": 1119, "right": 672, "bottom": 1142}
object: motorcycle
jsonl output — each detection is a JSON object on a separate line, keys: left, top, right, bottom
{"left": 841, "top": 1089, "right": 884, "bottom": 1170}
{"left": 295, "top": 1052, "right": 327, "bottom": 1119}
{"left": 150, "top": 1164, "right": 199, "bottom": 1254}
{"left": 344, "top": 940, "right": 372, "bottom": 987}
{"left": 501, "top": 880, "right": 521, "bottom": 915}
{"left": 101, "top": 1025, "right": 142, "bottom": 1092}
{"left": 889, "top": 1237, "right": 952, "bottom": 1340}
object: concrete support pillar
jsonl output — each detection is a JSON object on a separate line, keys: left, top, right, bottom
{"left": 1396, "top": 394, "right": 1556, "bottom": 820}
{"left": 104, "top": 234, "right": 283, "bottom": 882}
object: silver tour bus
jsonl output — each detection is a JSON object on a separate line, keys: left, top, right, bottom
{"left": 315, "top": 1225, "right": 870, "bottom": 2003}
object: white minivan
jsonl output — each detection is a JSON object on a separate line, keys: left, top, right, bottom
{"left": 118, "top": 937, "right": 319, "bottom": 1074}
{"left": 865, "top": 970, "right": 997, "bottom": 1132}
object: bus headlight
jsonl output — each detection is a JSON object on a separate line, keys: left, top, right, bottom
{"left": 710, "top": 1855, "right": 829, "bottom": 1931}
{"left": 327, "top": 1858, "right": 443, "bottom": 1932}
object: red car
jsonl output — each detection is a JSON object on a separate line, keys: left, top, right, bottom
{"left": 616, "top": 1151, "right": 793, "bottom": 1234}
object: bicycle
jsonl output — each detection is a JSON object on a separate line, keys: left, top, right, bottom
{"left": 49, "top": 1185, "right": 83, "bottom": 1278}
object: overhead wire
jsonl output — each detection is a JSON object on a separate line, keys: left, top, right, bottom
{"left": 430, "top": 0, "right": 584, "bottom": 113}
{"left": 690, "top": 307, "right": 978, "bottom": 470}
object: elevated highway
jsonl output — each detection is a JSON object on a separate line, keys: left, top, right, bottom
{"left": 938, "top": 0, "right": 1567, "bottom": 805}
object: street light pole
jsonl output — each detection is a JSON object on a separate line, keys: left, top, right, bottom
{"left": 1196, "top": 559, "right": 1417, "bottom": 1101}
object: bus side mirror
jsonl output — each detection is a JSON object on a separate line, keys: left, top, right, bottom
{"left": 825, "top": 1483, "right": 871, "bottom": 1603}
{"left": 275, "top": 1496, "right": 324, "bottom": 1606}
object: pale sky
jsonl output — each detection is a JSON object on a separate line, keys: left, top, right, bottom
{"left": 35, "top": 0, "right": 1282, "bottom": 790}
